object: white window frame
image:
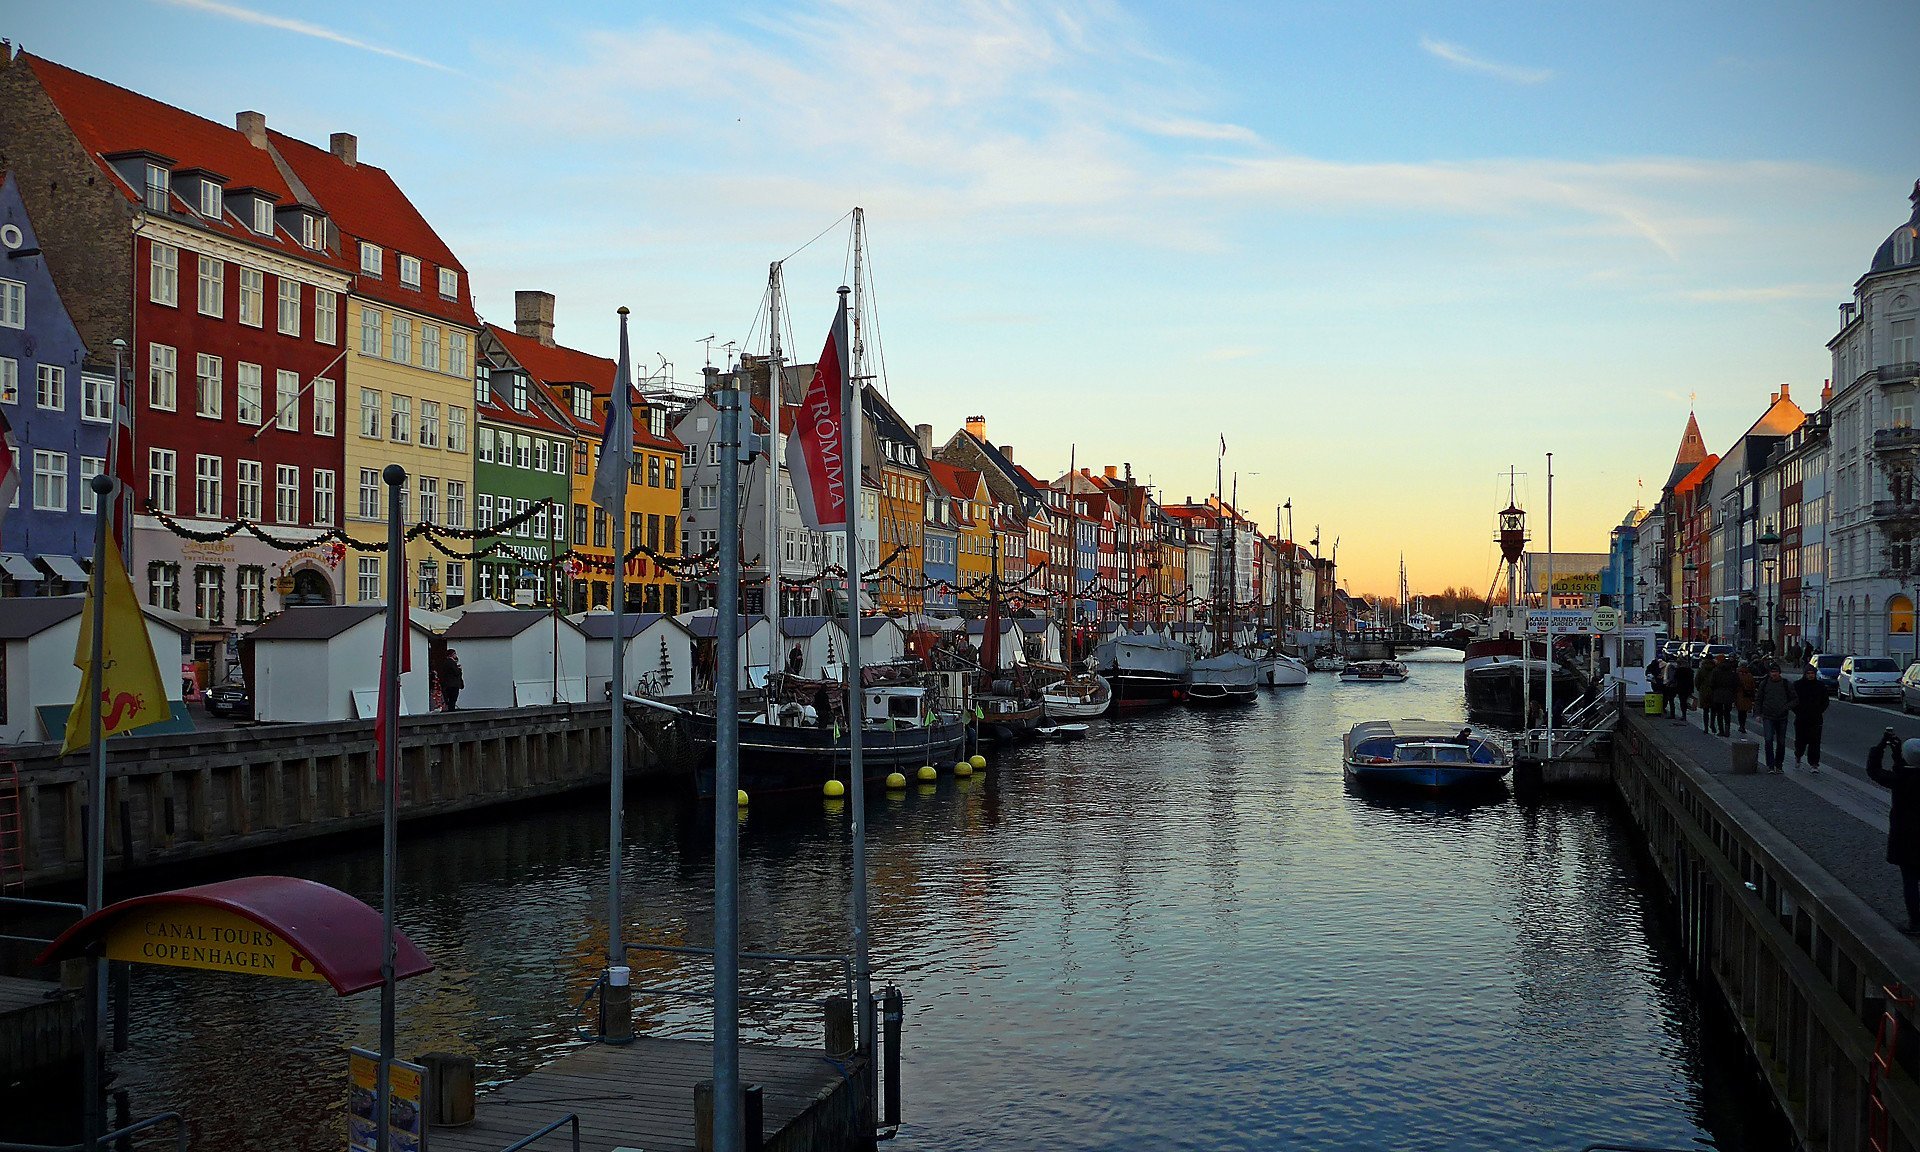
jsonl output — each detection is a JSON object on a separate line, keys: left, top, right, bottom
{"left": 235, "top": 458, "right": 262, "bottom": 520}
{"left": 438, "top": 267, "right": 458, "bottom": 299}
{"left": 81, "top": 373, "right": 112, "bottom": 423}
{"left": 0, "top": 357, "right": 16, "bottom": 404}
{"left": 313, "top": 469, "right": 336, "bottom": 525}
{"left": 419, "top": 400, "right": 440, "bottom": 448}
{"left": 274, "top": 369, "right": 300, "bottom": 432}
{"left": 398, "top": 254, "right": 421, "bottom": 290}
{"left": 301, "top": 214, "right": 324, "bottom": 252}
{"left": 390, "top": 394, "right": 412, "bottom": 442}
{"left": 275, "top": 464, "right": 300, "bottom": 524}
{"left": 446, "top": 480, "right": 465, "bottom": 529}
{"left": 391, "top": 314, "right": 412, "bottom": 363}
{"left": 359, "top": 469, "right": 381, "bottom": 520}
{"left": 417, "top": 475, "right": 437, "bottom": 524}
{"left": 198, "top": 181, "right": 222, "bottom": 220}
{"left": 196, "top": 255, "right": 223, "bottom": 318}
{"left": 149, "top": 243, "right": 178, "bottom": 306}
{"left": 235, "top": 362, "right": 262, "bottom": 425}
{"left": 36, "top": 364, "right": 65, "bottom": 411}
{"left": 148, "top": 448, "right": 176, "bottom": 514}
{"left": 315, "top": 290, "right": 338, "bottom": 345}
{"left": 144, "top": 164, "right": 170, "bottom": 212}
{"left": 252, "top": 199, "right": 273, "bottom": 236}
{"left": 195, "top": 454, "right": 222, "bottom": 518}
{"left": 31, "top": 450, "right": 67, "bottom": 512}
{"left": 449, "top": 331, "right": 469, "bottom": 378}
{"left": 79, "top": 456, "right": 104, "bottom": 514}
{"left": 360, "top": 307, "right": 382, "bottom": 355}
{"left": 0, "top": 279, "right": 23, "bottom": 330}
{"left": 314, "top": 377, "right": 336, "bottom": 436}
{"left": 447, "top": 406, "right": 467, "bottom": 453}
{"left": 360, "top": 389, "right": 383, "bottom": 438}
{"left": 360, "top": 242, "right": 382, "bottom": 276}
{"left": 357, "top": 557, "right": 380, "bottom": 603}
{"left": 195, "top": 354, "right": 222, "bottom": 418}
{"left": 421, "top": 324, "right": 440, "bottom": 371}
{"left": 277, "top": 278, "right": 301, "bottom": 336}
{"left": 236, "top": 267, "right": 263, "bottom": 327}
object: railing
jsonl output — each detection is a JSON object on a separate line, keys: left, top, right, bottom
{"left": 1874, "top": 427, "right": 1920, "bottom": 453}
{"left": 494, "top": 1113, "right": 579, "bottom": 1152}
{"left": 0, "top": 895, "right": 85, "bottom": 947}
{"left": 0, "top": 1110, "right": 188, "bottom": 1152}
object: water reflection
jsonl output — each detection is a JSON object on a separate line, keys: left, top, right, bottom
{"left": 18, "top": 655, "right": 1790, "bottom": 1151}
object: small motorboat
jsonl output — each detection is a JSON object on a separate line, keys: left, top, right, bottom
{"left": 1258, "top": 651, "right": 1310, "bottom": 687}
{"left": 1339, "top": 659, "right": 1410, "bottom": 684}
{"left": 1342, "top": 720, "right": 1511, "bottom": 791}
{"left": 1041, "top": 673, "right": 1113, "bottom": 720}
{"left": 1035, "top": 723, "right": 1089, "bottom": 742}
{"left": 1310, "top": 654, "right": 1346, "bottom": 673}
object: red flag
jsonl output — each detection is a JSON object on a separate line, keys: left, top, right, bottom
{"left": 374, "top": 580, "right": 411, "bottom": 782}
{"left": 0, "top": 409, "right": 18, "bottom": 534}
{"left": 107, "top": 368, "right": 137, "bottom": 552}
{"left": 784, "top": 293, "right": 851, "bottom": 531}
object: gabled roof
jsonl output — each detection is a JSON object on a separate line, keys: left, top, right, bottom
{"left": 444, "top": 609, "right": 571, "bottom": 640}
{"left": 22, "top": 54, "right": 348, "bottom": 272}
{"left": 266, "top": 128, "right": 477, "bottom": 328}
{"left": 573, "top": 611, "right": 687, "bottom": 640}
{"left": 248, "top": 604, "right": 387, "bottom": 641}
{"left": 861, "top": 386, "right": 927, "bottom": 473}
{"left": 1664, "top": 412, "right": 1708, "bottom": 489}
{"left": 1673, "top": 454, "right": 1721, "bottom": 498}
{"left": 780, "top": 615, "right": 836, "bottom": 638}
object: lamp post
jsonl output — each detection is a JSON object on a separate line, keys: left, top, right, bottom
{"left": 419, "top": 556, "right": 441, "bottom": 611}
{"left": 1683, "top": 560, "right": 1699, "bottom": 640}
{"left": 1758, "top": 520, "right": 1780, "bottom": 657}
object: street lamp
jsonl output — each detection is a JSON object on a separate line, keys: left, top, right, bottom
{"left": 1683, "top": 560, "right": 1699, "bottom": 640}
{"left": 419, "top": 556, "right": 441, "bottom": 611}
{"left": 1758, "top": 520, "right": 1780, "bottom": 657}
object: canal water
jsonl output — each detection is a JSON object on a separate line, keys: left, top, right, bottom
{"left": 57, "top": 652, "right": 1792, "bottom": 1149}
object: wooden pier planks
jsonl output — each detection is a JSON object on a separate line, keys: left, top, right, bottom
{"left": 425, "top": 1036, "right": 857, "bottom": 1152}
{"left": 0, "top": 973, "right": 82, "bottom": 1075}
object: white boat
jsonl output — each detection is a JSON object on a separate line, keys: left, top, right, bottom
{"left": 1041, "top": 673, "right": 1113, "bottom": 720}
{"left": 1256, "top": 651, "right": 1309, "bottom": 687}
{"left": 1035, "top": 723, "right": 1089, "bottom": 742}
{"left": 1340, "top": 659, "right": 1410, "bottom": 684}
{"left": 1310, "top": 654, "right": 1346, "bottom": 673}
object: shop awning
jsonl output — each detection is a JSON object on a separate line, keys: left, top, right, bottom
{"left": 0, "top": 554, "right": 41, "bottom": 581}
{"left": 40, "top": 555, "right": 89, "bottom": 583}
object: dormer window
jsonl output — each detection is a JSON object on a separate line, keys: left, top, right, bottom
{"left": 399, "top": 255, "right": 421, "bottom": 290}
{"left": 1900, "top": 228, "right": 1916, "bottom": 266}
{"left": 145, "top": 164, "right": 170, "bottom": 211}
{"left": 438, "top": 268, "right": 458, "bottom": 300}
{"left": 301, "top": 213, "right": 324, "bottom": 251}
{"left": 511, "top": 373, "right": 528, "bottom": 411}
{"left": 475, "top": 363, "right": 491, "bottom": 404}
{"left": 252, "top": 198, "right": 273, "bottom": 235}
{"left": 198, "top": 181, "right": 223, "bottom": 220}
{"left": 571, "top": 386, "right": 592, "bottom": 421}
{"left": 359, "top": 242, "right": 382, "bottom": 276}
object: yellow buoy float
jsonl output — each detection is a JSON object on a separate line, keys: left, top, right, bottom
{"left": 916, "top": 765, "right": 938, "bottom": 782}
{"left": 885, "top": 772, "right": 908, "bottom": 789}
{"left": 736, "top": 789, "right": 750, "bottom": 807}
{"left": 954, "top": 760, "right": 973, "bottom": 778}
{"left": 823, "top": 779, "right": 846, "bottom": 798}
{"left": 969, "top": 753, "right": 988, "bottom": 771}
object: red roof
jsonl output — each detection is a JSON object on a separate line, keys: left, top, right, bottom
{"left": 38, "top": 875, "right": 433, "bottom": 996}
{"left": 927, "top": 460, "right": 980, "bottom": 502}
{"left": 489, "top": 324, "right": 681, "bottom": 452}
{"left": 267, "top": 128, "right": 478, "bottom": 327}
{"left": 24, "top": 54, "right": 348, "bottom": 272}
{"left": 1673, "top": 454, "right": 1720, "bottom": 497}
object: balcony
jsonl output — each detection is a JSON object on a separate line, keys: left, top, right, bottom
{"left": 1872, "top": 500, "right": 1920, "bottom": 534}
{"left": 1878, "top": 362, "right": 1920, "bottom": 384}
{"left": 1873, "top": 426, "right": 1920, "bottom": 453}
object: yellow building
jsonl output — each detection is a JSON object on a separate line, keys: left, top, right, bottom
{"left": 272, "top": 130, "right": 479, "bottom": 608}
{"left": 931, "top": 461, "right": 995, "bottom": 607}
{"left": 863, "top": 387, "right": 928, "bottom": 613}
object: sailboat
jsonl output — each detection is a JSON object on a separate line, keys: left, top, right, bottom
{"left": 1187, "top": 467, "right": 1259, "bottom": 707}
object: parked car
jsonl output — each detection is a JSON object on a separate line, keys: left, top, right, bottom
{"left": 205, "top": 671, "right": 253, "bottom": 719}
{"left": 1660, "top": 640, "right": 1686, "bottom": 660}
{"left": 1808, "top": 653, "right": 1845, "bottom": 695}
{"left": 1682, "top": 641, "right": 1708, "bottom": 659}
{"left": 1704, "top": 643, "right": 1736, "bottom": 660}
{"left": 1902, "top": 662, "right": 1920, "bottom": 713}
{"left": 1839, "top": 656, "right": 1904, "bottom": 702}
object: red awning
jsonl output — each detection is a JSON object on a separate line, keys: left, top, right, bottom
{"left": 36, "top": 875, "right": 433, "bottom": 996}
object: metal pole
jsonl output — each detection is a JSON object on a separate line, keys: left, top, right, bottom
{"left": 1545, "top": 452, "right": 1555, "bottom": 756}
{"left": 766, "top": 264, "right": 784, "bottom": 670}
{"left": 840, "top": 281, "right": 876, "bottom": 1117}
{"left": 713, "top": 384, "right": 743, "bottom": 1152}
{"left": 609, "top": 363, "right": 629, "bottom": 977}
{"left": 82, "top": 471, "right": 112, "bottom": 1152}
{"left": 378, "top": 462, "right": 406, "bottom": 1152}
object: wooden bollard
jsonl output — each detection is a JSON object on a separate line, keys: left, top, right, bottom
{"left": 418, "top": 1052, "right": 475, "bottom": 1127}
{"left": 824, "top": 994, "right": 855, "bottom": 1056}
{"left": 694, "top": 1080, "right": 764, "bottom": 1152}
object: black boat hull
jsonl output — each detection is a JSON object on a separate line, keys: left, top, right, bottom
{"left": 680, "top": 711, "right": 971, "bottom": 797}
{"left": 1103, "top": 671, "right": 1186, "bottom": 713}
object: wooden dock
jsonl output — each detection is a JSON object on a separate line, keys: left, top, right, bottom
{"left": 0, "top": 973, "right": 82, "bottom": 1076}
{"left": 427, "top": 1036, "right": 864, "bottom": 1152}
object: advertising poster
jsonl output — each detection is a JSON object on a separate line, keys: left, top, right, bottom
{"left": 349, "top": 1048, "right": 427, "bottom": 1152}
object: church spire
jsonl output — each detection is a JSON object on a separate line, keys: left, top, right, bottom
{"left": 1673, "top": 412, "right": 1707, "bottom": 471}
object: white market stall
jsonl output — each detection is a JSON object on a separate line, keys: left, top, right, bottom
{"left": 859, "top": 616, "right": 909, "bottom": 664}
{"left": 776, "top": 616, "right": 853, "bottom": 679}
{"left": 677, "top": 610, "right": 774, "bottom": 686}
{"left": 442, "top": 609, "right": 589, "bottom": 707}
{"left": 0, "top": 596, "right": 193, "bottom": 745}
{"left": 573, "top": 611, "right": 696, "bottom": 699}
{"left": 965, "top": 618, "right": 1029, "bottom": 668}
{"left": 248, "top": 605, "right": 432, "bottom": 723}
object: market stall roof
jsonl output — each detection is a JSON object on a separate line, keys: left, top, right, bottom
{"left": 37, "top": 875, "right": 432, "bottom": 996}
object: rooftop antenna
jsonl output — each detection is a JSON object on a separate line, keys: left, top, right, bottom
{"left": 699, "top": 334, "right": 717, "bottom": 368}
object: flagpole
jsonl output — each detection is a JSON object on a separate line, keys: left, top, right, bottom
{"left": 840, "top": 276, "right": 875, "bottom": 1123}
{"left": 377, "top": 463, "right": 406, "bottom": 1152}
{"left": 713, "top": 380, "right": 744, "bottom": 1152}
{"left": 606, "top": 309, "right": 632, "bottom": 1040}
{"left": 83, "top": 471, "right": 111, "bottom": 1152}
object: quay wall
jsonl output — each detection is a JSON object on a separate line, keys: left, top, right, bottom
{"left": 6, "top": 703, "right": 676, "bottom": 889}
{"left": 1613, "top": 713, "right": 1920, "bottom": 1152}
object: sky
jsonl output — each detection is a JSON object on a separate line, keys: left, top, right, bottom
{"left": 9, "top": 0, "right": 1920, "bottom": 596}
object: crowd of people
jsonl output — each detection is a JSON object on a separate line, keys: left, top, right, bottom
{"left": 1645, "top": 652, "right": 1829, "bottom": 772}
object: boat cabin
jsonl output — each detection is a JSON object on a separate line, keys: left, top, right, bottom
{"left": 868, "top": 684, "right": 933, "bottom": 727}
{"left": 1595, "top": 624, "right": 1666, "bottom": 702}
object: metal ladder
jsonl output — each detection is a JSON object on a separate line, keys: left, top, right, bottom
{"left": 0, "top": 761, "right": 23, "bottom": 892}
{"left": 1870, "top": 983, "right": 1914, "bottom": 1152}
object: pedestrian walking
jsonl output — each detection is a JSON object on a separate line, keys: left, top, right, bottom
{"left": 1866, "top": 731, "right": 1920, "bottom": 935}
{"left": 1694, "top": 657, "right": 1715, "bottom": 730}
{"left": 442, "top": 648, "right": 464, "bottom": 711}
{"left": 1670, "top": 658, "right": 1695, "bottom": 722}
{"left": 1792, "top": 663, "right": 1829, "bottom": 771}
{"left": 1735, "top": 662, "right": 1757, "bottom": 734}
{"left": 1754, "top": 664, "right": 1792, "bottom": 772}
{"left": 1711, "top": 653, "right": 1738, "bottom": 736}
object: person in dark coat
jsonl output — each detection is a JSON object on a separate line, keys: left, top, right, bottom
{"left": 1694, "top": 657, "right": 1715, "bottom": 728}
{"left": 1709, "top": 654, "right": 1738, "bottom": 736}
{"left": 1735, "top": 663, "right": 1758, "bottom": 734}
{"left": 1867, "top": 732, "right": 1920, "bottom": 934}
{"left": 1669, "top": 658, "right": 1695, "bottom": 722}
{"left": 1754, "top": 664, "right": 1792, "bottom": 772}
{"left": 442, "top": 648, "right": 464, "bottom": 710}
{"left": 1792, "top": 662, "right": 1829, "bottom": 771}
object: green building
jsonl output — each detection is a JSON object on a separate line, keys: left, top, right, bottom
{"left": 473, "top": 324, "right": 577, "bottom": 607}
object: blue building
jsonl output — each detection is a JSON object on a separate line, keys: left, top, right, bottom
{"left": 923, "top": 523, "right": 959, "bottom": 613}
{"left": 0, "top": 170, "right": 104, "bottom": 595}
{"left": 1075, "top": 517, "right": 1099, "bottom": 622}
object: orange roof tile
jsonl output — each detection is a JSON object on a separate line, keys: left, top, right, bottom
{"left": 927, "top": 460, "right": 980, "bottom": 502}
{"left": 267, "top": 128, "right": 477, "bottom": 328}
{"left": 488, "top": 324, "right": 681, "bottom": 452}
{"left": 1673, "top": 454, "right": 1720, "bottom": 497}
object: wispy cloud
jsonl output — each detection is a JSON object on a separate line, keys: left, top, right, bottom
{"left": 1419, "top": 36, "right": 1551, "bottom": 84}
{"left": 155, "top": 0, "right": 458, "bottom": 73}
{"left": 1681, "top": 284, "right": 1830, "bottom": 303}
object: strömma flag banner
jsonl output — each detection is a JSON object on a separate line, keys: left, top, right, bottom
{"left": 784, "top": 294, "right": 852, "bottom": 532}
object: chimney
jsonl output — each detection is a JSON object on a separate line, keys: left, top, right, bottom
{"left": 515, "top": 290, "right": 556, "bottom": 347}
{"left": 1823, "top": 378, "right": 1833, "bottom": 405}
{"left": 1780, "top": 382, "right": 1791, "bottom": 401}
{"left": 965, "top": 415, "right": 987, "bottom": 439}
{"left": 329, "top": 132, "right": 358, "bottom": 167}
{"left": 235, "top": 111, "right": 268, "bottom": 148}
{"left": 1104, "top": 465, "right": 1118, "bottom": 480}
{"left": 914, "top": 423, "right": 934, "bottom": 457}
{"left": 998, "top": 443, "right": 1014, "bottom": 463}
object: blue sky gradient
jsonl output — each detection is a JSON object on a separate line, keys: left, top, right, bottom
{"left": 8, "top": 0, "right": 1919, "bottom": 593}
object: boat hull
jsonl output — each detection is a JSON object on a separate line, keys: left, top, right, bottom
{"left": 1343, "top": 761, "right": 1511, "bottom": 791}
{"left": 1105, "top": 671, "right": 1186, "bottom": 712}
{"left": 1186, "top": 683, "right": 1256, "bottom": 707}
{"left": 1259, "top": 655, "right": 1309, "bottom": 687}
{"left": 680, "top": 711, "right": 970, "bottom": 797}
{"left": 1463, "top": 659, "right": 1585, "bottom": 726}
{"left": 1041, "top": 675, "right": 1112, "bottom": 720}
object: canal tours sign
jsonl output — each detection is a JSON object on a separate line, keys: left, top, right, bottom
{"left": 36, "top": 875, "right": 434, "bottom": 995}
{"left": 1525, "top": 608, "right": 1620, "bottom": 635}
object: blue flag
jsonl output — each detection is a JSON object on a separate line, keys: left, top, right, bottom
{"left": 592, "top": 309, "right": 634, "bottom": 511}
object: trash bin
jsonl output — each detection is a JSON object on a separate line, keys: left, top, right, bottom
{"left": 1643, "top": 692, "right": 1663, "bottom": 715}
{"left": 1729, "top": 738, "right": 1759, "bottom": 775}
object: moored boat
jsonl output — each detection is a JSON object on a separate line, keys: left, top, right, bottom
{"left": 1256, "top": 650, "right": 1309, "bottom": 687}
{"left": 1463, "top": 655, "right": 1585, "bottom": 726}
{"left": 1342, "top": 720, "right": 1512, "bottom": 791}
{"left": 1035, "top": 723, "right": 1089, "bottom": 742}
{"left": 1187, "top": 651, "right": 1261, "bottom": 707}
{"left": 1041, "top": 672, "right": 1112, "bottom": 720}
{"left": 1093, "top": 627, "right": 1193, "bottom": 711}
{"left": 1339, "top": 659, "right": 1410, "bottom": 684}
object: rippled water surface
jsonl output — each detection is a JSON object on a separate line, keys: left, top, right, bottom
{"left": 43, "top": 654, "right": 1792, "bottom": 1150}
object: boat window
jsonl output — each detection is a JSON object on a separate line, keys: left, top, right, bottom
{"left": 1435, "top": 745, "right": 1471, "bottom": 762}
